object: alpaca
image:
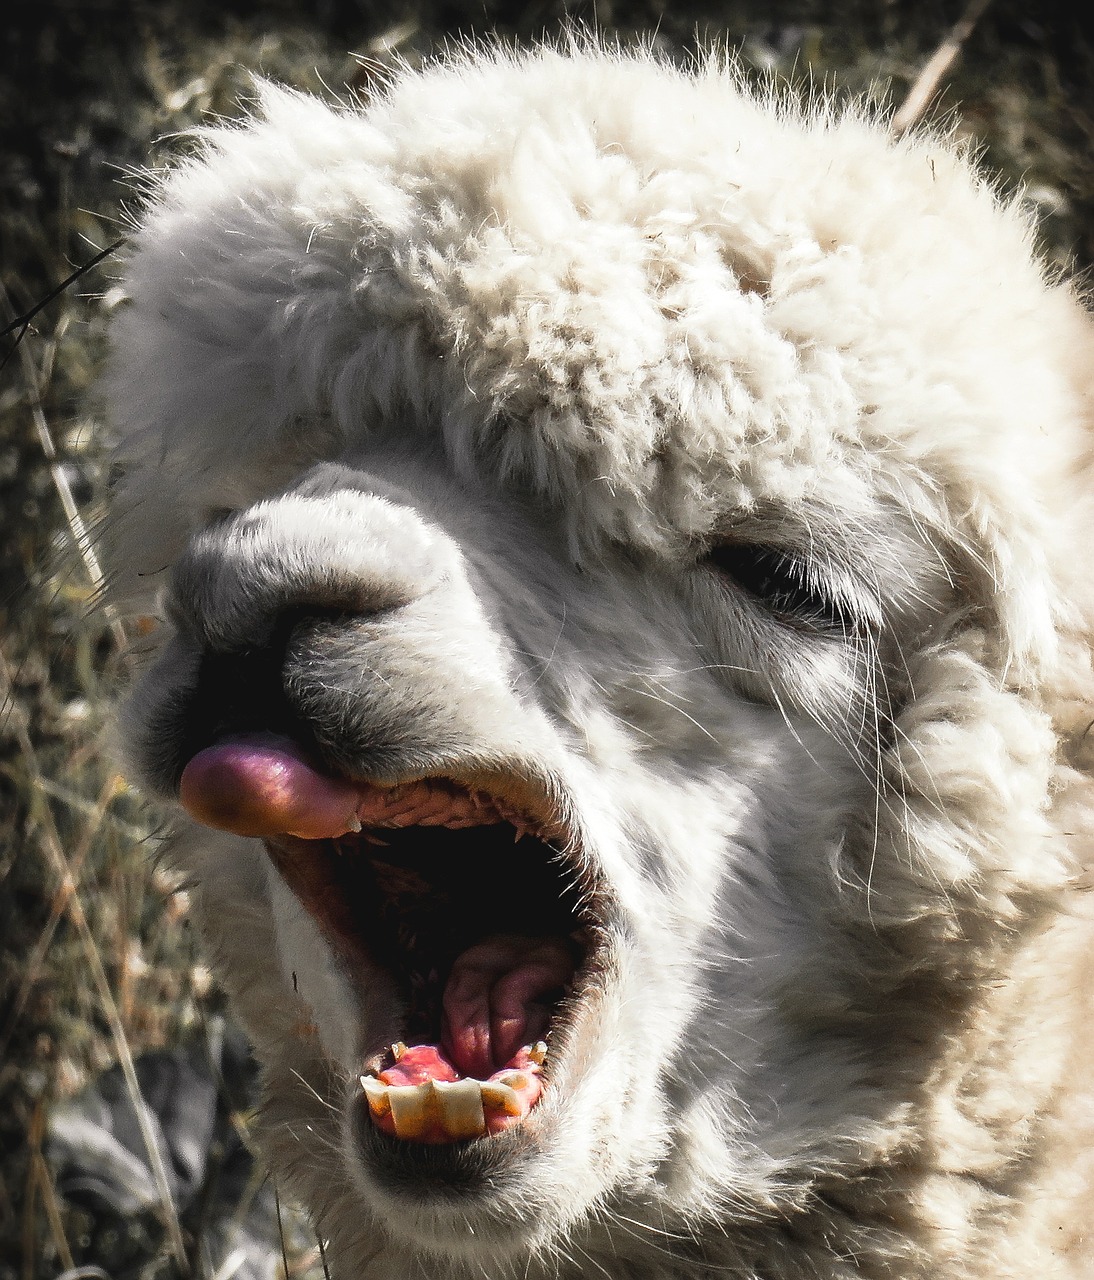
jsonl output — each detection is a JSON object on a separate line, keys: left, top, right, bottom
{"left": 102, "top": 45, "right": 1094, "bottom": 1278}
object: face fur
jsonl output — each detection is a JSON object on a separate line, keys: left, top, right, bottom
{"left": 104, "top": 46, "right": 1094, "bottom": 1279}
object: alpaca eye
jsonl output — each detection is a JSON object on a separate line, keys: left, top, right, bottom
{"left": 705, "top": 542, "right": 858, "bottom": 634}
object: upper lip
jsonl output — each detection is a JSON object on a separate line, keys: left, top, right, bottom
{"left": 176, "top": 731, "right": 573, "bottom": 844}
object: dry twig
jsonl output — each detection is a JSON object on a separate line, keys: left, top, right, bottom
{"left": 0, "top": 240, "right": 124, "bottom": 370}
{"left": 0, "top": 646, "right": 190, "bottom": 1274}
{"left": 0, "top": 282, "right": 128, "bottom": 654}
{"left": 891, "top": 0, "right": 996, "bottom": 136}
{"left": 0, "top": 774, "right": 121, "bottom": 1063}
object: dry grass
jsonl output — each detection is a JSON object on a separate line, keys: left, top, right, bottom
{"left": 2, "top": 3, "right": 1091, "bottom": 1277}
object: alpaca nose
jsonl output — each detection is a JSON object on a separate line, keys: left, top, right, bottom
{"left": 162, "top": 486, "right": 458, "bottom": 771}
{"left": 166, "top": 488, "right": 451, "bottom": 654}
{"left": 129, "top": 476, "right": 531, "bottom": 802}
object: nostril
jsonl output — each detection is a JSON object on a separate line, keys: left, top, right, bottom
{"left": 172, "top": 607, "right": 331, "bottom": 787}
{"left": 167, "top": 487, "right": 451, "bottom": 653}
{"left": 168, "top": 538, "right": 423, "bottom": 653}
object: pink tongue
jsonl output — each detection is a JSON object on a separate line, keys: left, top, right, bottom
{"left": 441, "top": 935, "right": 574, "bottom": 1079}
{"left": 179, "top": 739, "right": 361, "bottom": 839}
{"left": 178, "top": 739, "right": 513, "bottom": 838}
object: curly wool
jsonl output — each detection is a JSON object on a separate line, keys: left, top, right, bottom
{"left": 107, "top": 48, "right": 1092, "bottom": 666}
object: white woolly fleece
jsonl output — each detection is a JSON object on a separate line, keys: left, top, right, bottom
{"left": 103, "top": 43, "right": 1094, "bottom": 1280}
{"left": 106, "top": 46, "right": 1093, "bottom": 672}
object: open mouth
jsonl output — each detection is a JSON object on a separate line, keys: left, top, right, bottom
{"left": 179, "top": 738, "right": 599, "bottom": 1145}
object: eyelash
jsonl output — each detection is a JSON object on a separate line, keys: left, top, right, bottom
{"left": 703, "top": 542, "right": 861, "bottom": 635}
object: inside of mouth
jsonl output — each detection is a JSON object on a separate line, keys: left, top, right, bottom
{"left": 329, "top": 820, "right": 584, "bottom": 1068}
{"left": 284, "top": 817, "right": 589, "bottom": 1144}
{"left": 179, "top": 739, "right": 590, "bottom": 1143}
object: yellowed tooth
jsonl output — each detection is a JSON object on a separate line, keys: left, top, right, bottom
{"left": 360, "top": 1076, "right": 392, "bottom": 1118}
{"left": 528, "top": 1041, "right": 547, "bottom": 1065}
{"left": 391, "top": 1042, "right": 407, "bottom": 1061}
{"left": 362, "top": 1074, "right": 520, "bottom": 1139}
{"left": 388, "top": 1082, "right": 434, "bottom": 1139}
{"left": 494, "top": 1070, "right": 529, "bottom": 1090}
{"left": 480, "top": 1080, "right": 522, "bottom": 1116}
{"left": 434, "top": 1079, "right": 487, "bottom": 1139}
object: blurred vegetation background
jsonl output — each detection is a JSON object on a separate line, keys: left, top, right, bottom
{"left": 2, "top": 2, "right": 1092, "bottom": 1278}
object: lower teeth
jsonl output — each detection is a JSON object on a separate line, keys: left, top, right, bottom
{"left": 362, "top": 1072, "right": 520, "bottom": 1139}
{"left": 360, "top": 1041, "right": 546, "bottom": 1141}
